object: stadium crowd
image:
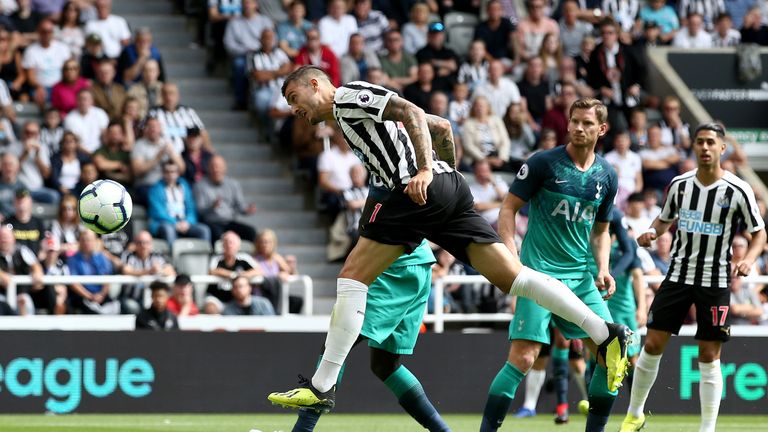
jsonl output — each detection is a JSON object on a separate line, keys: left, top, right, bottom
{"left": 0, "top": 0, "right": 766, "bottom": 327}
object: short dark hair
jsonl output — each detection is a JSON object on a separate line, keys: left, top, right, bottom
{"left": 715, "top": 12, "right": 732, "bottom": 23}
{"left": 628, "top": 192, "right": 645, "bottom": 203}
{"left": 149, "top": 281, "right": 170, "bottom": 292}
{"left": 281, "top": 65, "right": 331, "bottom": 97}
{"left": 694, "top": 122, "right": 726, "bottom": 138}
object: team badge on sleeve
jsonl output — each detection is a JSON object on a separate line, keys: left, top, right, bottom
{"left": 356, "top": 90, "right": 374, "bottom": 107}
{"left": 517, "top": 163, "right": 529, "bottom": 180}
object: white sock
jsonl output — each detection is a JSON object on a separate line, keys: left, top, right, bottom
{"left": 510, "top": 266, "right": 609, "bottom": 343}
{"left": 699, "top": 360, "right": 722, "bottom": 432}
{"left": 627, "top": 349, "right": 662, "bottom": 417}
{"left": 522, "top": 369, "right": 546, "bottom": 410}
{"left": 312, "top": 278, "right": 368, "bottom": 392}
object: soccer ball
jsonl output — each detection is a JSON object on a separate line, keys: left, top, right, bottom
{"left": 78, "top": 180, "right": 133, "bottom": 234}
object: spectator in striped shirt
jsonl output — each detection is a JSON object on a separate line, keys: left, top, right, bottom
{"left": 711, "top": 12, "right": 741, "bottom": 46}
{"left": 677, "top": 0, "right": 725, "bottom": 31}
{"left": 250, "top": 28, "right": 292, "bottom": 122}
{"left": 224, "top": 0, "right": 274, "bottom": 111}
{"left": 119, "top": 230, "right": 176, "bottom": 314}
{"left": 352, "top": 0, "right": 388, "bottom": 53}
{"left": 148, "top": 83, "right": 211, "bottom": 154}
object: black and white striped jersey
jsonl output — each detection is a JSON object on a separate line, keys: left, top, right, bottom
{"left": 677, "top": 0, "right": 725, "bottom": 28}
{"left": 659, "top": 170, "right": 764, "bottom": 288}
{"left": 147, "top": 105, "right": 206, "bottom": 154}
{"left": 333, "top": 81, "right": 453, "bottom": 190}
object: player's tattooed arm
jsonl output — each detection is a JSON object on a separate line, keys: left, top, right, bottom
{"left": 382, "top": 95, "right": 432, "bottom": 171}
{"left": 425, "top": 114, "right": 457, "bottom": 169}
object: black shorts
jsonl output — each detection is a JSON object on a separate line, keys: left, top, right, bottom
{"left": 647, "top": 280, "right": 731, "bottom": 342}
{"left": 359, "top": 171, "right": 501, "bottom": 264}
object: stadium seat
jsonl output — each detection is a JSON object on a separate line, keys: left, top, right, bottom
{"left": 32, "top": 203, "right": 58, "bottom": 220}
{"left": 446, "top": 26, "right": 475, "bottom": 58}
{"left": 151, "top": 238, "right": 171, "bottom": 257}
{"left": 213, "top": 239, "right": 255, "bottom": 255}
{"left": 172, "top": 238, "right": 212, "bottom": 276}
{"left": 444, "top": 11, "right": 479, "bottom": 28}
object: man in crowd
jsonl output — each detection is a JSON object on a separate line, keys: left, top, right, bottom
{"left": 135, "top": 281, "right": 179, "bottom": 330}
{"left": 194, "top": 155, "right": 258, "bottom": 242}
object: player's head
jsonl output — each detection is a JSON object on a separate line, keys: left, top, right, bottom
{"left": 281, "top": 65, "right": 334, "bottom": 125}
{"left": 692, "top": 122, "right": 726, "bottom": 169}
{"left": 567, "top": 98, "right": 607, "bottom": 148}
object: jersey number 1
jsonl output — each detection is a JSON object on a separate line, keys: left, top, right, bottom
{"left": 369, "top": 203, "right": 383, "bottom": 223}
{"left": 710, "top": 306, "right": 729, "bottom": 326}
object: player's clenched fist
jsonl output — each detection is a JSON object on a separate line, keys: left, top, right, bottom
{"left": 637, "top": 229, "right": 657, "bottom": 247}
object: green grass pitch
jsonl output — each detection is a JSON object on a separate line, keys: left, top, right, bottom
{"left": 0, "top": 414, "right": 764, "bottom": 431}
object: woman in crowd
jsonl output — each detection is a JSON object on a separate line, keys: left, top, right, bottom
{"left": 460, "top": 95, "right": 512, "bottom": 170}
{"left": 49, "top": 194, "right": 83, "bottom": 258}
{"left": 55, "top": 1, "right": 85, "bottom": 58}
{"left": 49, "top": 131, "right": 91, "bottom": 196}
{"left": 50, "top": 59, "right": 90, "bottom": 115}
{"left": 0, "top": 26, "right": 24, "bottom": 101}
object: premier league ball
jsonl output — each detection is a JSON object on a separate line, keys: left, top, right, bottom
{"left": 78, "top": 180, "right": 133, "bottom": 234}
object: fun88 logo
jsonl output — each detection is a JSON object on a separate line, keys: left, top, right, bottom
{"left": 0, "top": 357, "right": 155, "bottom": 413}
{"left": 678, "top": 209, "right": 723, "bottom": 235}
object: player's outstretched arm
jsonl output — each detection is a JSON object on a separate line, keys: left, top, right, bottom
{"left": 425, "top": 113, "right": 457, "bottom": 168}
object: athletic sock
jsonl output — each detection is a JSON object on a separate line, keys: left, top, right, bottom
{"left": 480, "top": 362, "right": 525, "bottom": 432}
{"left": 292, "top": 408, "right": 322, "bottom": 432}
{"left": 312, "top": 278, "right": 368, "bottom": 392}
{"left": 509, "top": 267, "right": 609, "bottom": 344}
{"left": 552, "top": 348, "right": 570, "bottom": 406}
{"left": 585, "top": 364, "right": 618, "bottom": 432}
{"left": 522, "top": 369, "right": 546, "bottom": 410}
{"left": 699, "top": 360, "right": 722, "bottom": 432}
{"left": 627, "top": 349, "right": 662, "bottom": 417}
{"left": 384, "top": 366, "right": 449, "bottom": 432}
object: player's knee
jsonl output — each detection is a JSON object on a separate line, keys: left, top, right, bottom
{"left": 697, "top": 344, "right": 721, "bottom": 363}
{"left": 509, "top": 348, "right": 539, "bottom": 372}
{"left": 369, "top": 349, "right": 400, "bottom": 381}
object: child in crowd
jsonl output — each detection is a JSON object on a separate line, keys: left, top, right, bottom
{"left": 40, "top": 108, "right": 64, "bottom": 153}
{"left": 449, "top": 82, "right": 471, "bottom": 127}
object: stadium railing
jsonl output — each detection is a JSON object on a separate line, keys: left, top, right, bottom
{"left": 429, "top": 274, "right": 768, "bottom": 333}
{"left": 3, "top": 274, "right": 767, "bottom": 335}
{"left": 5, "top": 274, "right": 314, "bottom": 316}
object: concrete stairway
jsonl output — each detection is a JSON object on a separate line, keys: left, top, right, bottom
{"left": 113, "top": 0, "right": 340, "bottom": 313}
